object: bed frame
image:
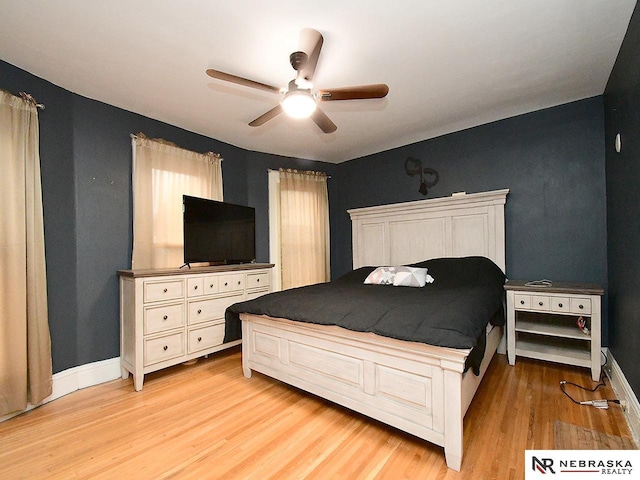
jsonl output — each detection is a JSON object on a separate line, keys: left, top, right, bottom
{"left": 240, "top": 189, "right": 509, "bottom": 471}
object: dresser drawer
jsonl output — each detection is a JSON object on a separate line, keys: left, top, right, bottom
{"left": 203, "top": 275, "right": 220, "bottom": 295}
{"left": 144, "top": 332, "right": 185, "bottom": 366}
{"left": 571, "top": 298, "right": 591, "bottom": 315}
{"left": 144, "top": 280, "right": 184, "bottom": 303}
{"left": 219, "top": 273, "right": 245, "bottom": 293}
{"left": 187, "top": 278, "right": 204, "bottom": 298}
{"left": 188, "top": 293, "right": 243, "bottom": 325}
{"left": 188, "top": 321, "right": 225, "bottom": 353}
{"left": 144, "top": 303, "right": 184, "bottom": 335}
{"left": 247, "top": 272, "right": 269, "bottom": 289}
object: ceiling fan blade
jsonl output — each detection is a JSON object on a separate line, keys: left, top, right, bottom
{"left": 318, "top": 84, "right": 389, "bottom": 101}
{"left": 297, "top": 28, "right": 323, "bottom": 83}
{"left": 206, "top": 69, "right": 280, "bottom": 94}
{"left": 249, "top": 104, "right": 283, "bottom": 127}
{"left": 311, "top": 107, "right": 337, "bottom": 133}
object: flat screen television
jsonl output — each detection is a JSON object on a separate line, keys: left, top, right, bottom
{"left": 183, "top": 195, "right": 256, "bottom": 265}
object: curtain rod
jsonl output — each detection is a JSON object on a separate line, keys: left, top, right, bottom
{"left": 130, "top": 133, "right": 222, "bottom": 160}
{"left": 19, "top": 92, "right": 44, "bottom": 110}
{"left": 268, "top": 168, "right": 331, "bottom": 179}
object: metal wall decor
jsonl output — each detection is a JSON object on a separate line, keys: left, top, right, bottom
{"left": 404, "top": 156, "right": 439, "bottom": 195}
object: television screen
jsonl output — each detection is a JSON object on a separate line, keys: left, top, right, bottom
{"left": 183, "top": 195, "right": 256, "bottom": 265}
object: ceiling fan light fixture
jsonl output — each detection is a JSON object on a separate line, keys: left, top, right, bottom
{"left": 281, "top": 89, "right": 316, "bottom": 118}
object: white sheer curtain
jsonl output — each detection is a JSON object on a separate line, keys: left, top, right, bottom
{"left": 131, "top": 134, "right": 223, "bottom": 269}
{"left": 0, "top": 91, "right": 52, "bottom": 416}
{"left": 278, "top": 168, "right": 330, "bottom": 289}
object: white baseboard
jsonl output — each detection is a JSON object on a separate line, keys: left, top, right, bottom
{"left": 0, "top": 357, "right": 121, "bottom": 423}
{"left": 603, "top": 348, "right": 640, "bottom": 446}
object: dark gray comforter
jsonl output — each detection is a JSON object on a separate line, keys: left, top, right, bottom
{"left": 226, "top": 256, "right": 505, "bottom": 372}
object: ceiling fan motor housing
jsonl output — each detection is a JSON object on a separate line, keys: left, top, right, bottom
{"left": 289, "top": 51, "right": 308, "bottom": 71}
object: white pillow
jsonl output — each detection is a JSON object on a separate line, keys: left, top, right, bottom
{"left": 393, "top": 266, "right": 433, "bottom": 287}
{"left": 363, "top": 266, "right": 434, "bottom": 288}
{"left": 363, "top": 266, "right": 395, "bottom": 285}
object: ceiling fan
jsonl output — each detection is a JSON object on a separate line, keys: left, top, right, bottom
{"left": 206, "top": 28, "right": 389, "bottom": 133}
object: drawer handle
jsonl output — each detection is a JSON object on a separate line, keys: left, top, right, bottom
{"left": 194, "top": 285, "right": 198, "bottom": 290}
{"left": 163, "top": 315, "right": 168, "bottom": 320}
{"left": 224, "top": 282, "right": 228, "bottom": 286}
{"left": 538, "top": 301, "right": 544, "bottom": 306}
{"left": 520, "top": 300, "right": 525, "bottom": 305}
{"left": 237, "top": 281, "right": 241, "bottom": 285}
{"left": 579, "top": 304, "right": 584, "bottom": 309}
{"left": 163, "top": 345, "right": 168, "bottom": 351}
{"left": 163, "top": 288, "right": 168, "bottom": 293}
{"left": 198, "top": 336, "right": 202, "bottom": 342}
{"left": 210, "top": 284, "right": 214, "bottom": 288}
{"left": 558, "top": 303, "right": 563, "bottom": 308}
{"left": 256, "top": 278, "right": 260, "bottom": 283}
{"left": 197, "top": 309, "right": 202, "bottom": 314}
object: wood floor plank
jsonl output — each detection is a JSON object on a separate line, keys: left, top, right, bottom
{"left": 0, "top": 347, "right": 634, "bottom": 480}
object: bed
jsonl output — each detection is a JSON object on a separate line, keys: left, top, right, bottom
{"left": 230, "top": 189, "right": 508, "bottom": 471}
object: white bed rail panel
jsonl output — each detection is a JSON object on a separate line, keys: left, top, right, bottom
{"left": 240, "top": 314, "right": 472, "bottom": 447}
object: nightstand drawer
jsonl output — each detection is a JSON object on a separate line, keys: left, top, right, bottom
{"left": 530, "top": 295, "right": 550, "bottom": 311}
{"left": 514, "top": 294, "right": 531, "bottom": 309}
{"left": 144, "top": 332, "right": 185, "bottom": 366}
{"left": 550, "top": 297, "right": 571, "bottom": 313}
{"left": 571, "top": 298, "right": 591, "bottom": 315}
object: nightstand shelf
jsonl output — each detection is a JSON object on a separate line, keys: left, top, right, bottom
{"left": 515, "top": 315, "right": 592, "bottom": 340}
{"left": 505, "top": 281, "right": 603, "bottom": 381}
{"left": 515, "top": 335, "right": 591, "bottom": 368}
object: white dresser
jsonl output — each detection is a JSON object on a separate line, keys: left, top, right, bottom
{"left": 118, "top": 263, "right": 273, "bottom": 390}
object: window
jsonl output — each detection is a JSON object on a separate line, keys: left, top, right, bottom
{"left": 269, "top": 168, "right": 330, "bottom": 290}
{"left": 131, "top": 134, "right": 222, "bottom": 269}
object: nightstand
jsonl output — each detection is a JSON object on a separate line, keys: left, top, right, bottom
{"left": 504, "top": 281, "right": 604, "bottom": 381}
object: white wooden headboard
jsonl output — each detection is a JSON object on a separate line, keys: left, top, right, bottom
{"left": 348, "top": 189, "right": 509, "bottom": 272}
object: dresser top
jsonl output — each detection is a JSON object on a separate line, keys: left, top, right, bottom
{"left": 118, "top": 263, "right": 274, "bottom": 278}
{"left": 504, "top": 280, "right": 604, "bottom": 295}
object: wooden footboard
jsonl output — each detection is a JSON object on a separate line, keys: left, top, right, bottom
{"left": 240, "top": 313, "right": 501, "bottom": 471}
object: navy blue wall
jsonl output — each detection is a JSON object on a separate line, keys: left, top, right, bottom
{"left": 0, "top": 59, "right": 337, "bottom": 373}
{"left": 604, "top": 3, "right": 640, "bottom": 399}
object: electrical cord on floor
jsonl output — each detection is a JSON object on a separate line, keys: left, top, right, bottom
{"left": 559, "top": 351, "right": 622, "bottom": 410}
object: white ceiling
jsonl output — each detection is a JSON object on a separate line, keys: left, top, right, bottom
{"left": 0, "top": 1, "right": 635, "bottom": 163}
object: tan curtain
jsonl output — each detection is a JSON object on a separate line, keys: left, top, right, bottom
{"left": 0, "top": 91, "right": 52, "bottom": 416}
{"left": 279, "top": 169, "right": 330, "bottom": 289}
{"left": 131, "top": 134, "right": 223, "bottom": 269}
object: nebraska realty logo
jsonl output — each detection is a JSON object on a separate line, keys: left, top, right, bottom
{"left": 525, "top": 450, "right": 639, "bottom": 479}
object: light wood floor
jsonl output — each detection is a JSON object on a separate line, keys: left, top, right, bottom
{"left": 0, "top": 347, "right": 633, "bottom": 480}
